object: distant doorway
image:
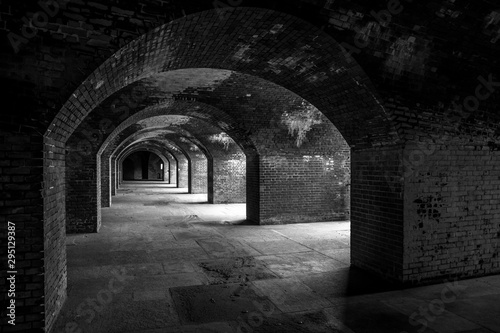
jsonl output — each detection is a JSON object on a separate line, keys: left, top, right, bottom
{"left": 122, "top": 151, "right": 165, "bottom": 181}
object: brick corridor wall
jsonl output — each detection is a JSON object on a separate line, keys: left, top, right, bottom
{"left": 0, "top": 132, "right": 49, "bottom": 331}
{"left": 211, "top": 152, "right": 246, "bottom": 203}
{"left": 178, "top": 155, "right": 189, "bottom": 189}
{"left": 101, "top": 148, "right": 168, "bottom": 206}
{"left": 166, "top": 151, "right": 177, "bottom": 186}
{"left": 259, "top": 153, "right": 350, "bottom": 224}
{"left": 101, "top": 154, "right": 111, "bottom": 207}
{"left": 111, "top": 157, "right": 116, "bottom": 195}
{"left": 404, "top": 143, "right": 500, "bottom": 283}
{"left": 147, "top": 153, "right": 163, "bottom": 180}
{"left": 1, "top": 2, "right": 499, "bottom": 330}
{"left": 190, "top": 154, "right": 207, "bottom": 194}
{"left": 246, "top": 153, "right": 260, "bottom": 224}
{"left": 66, "top": 136, "right": 100, "bottom": 234}
{"left": 351, "top": 146, "right": 405, "bottom": 282}
{"left": 44, "top": 137, "right": 67, "bottom": 331}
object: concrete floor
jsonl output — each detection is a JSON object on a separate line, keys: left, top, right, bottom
{"left": 53, "top": 182, "right": 500, "bottom": 333}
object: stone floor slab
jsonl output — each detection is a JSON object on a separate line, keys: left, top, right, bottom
{"left": 196, "top": 256, "right": 278, "bottom": 284}
{"left": 170, "top": 283, "right": 273, "bottom": 325}
{"left": 246, "top": 240, "right": 312, "bottom": 255}
{"left": 252, "top": 278, "right": 331, "bottom": 313}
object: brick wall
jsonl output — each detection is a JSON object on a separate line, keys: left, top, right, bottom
{"left": 246, "top": 153, "right": 260, "bottom": 224}
{"left": 403, "top": 143, "right": 500, "bottom": 284}
{"left": 189, "top": 152, "right": 207, "bottom": 194}
{"left": 351, "top": 146, "right": 405, "bottom": 282}
{"left": 66, "top": 135, "right": 100, "bottom": 234}
{"left": 210, "top": 152, "right": 246, "bottom": 204}
{"left": 1, "top": 2, "right": 499, "bottom": 331}
{"left": 178, "top": 154, "right": 189, "bottom": 189}
{"left": 111, "top": 156, "right": 116, "bottom": 195}
{"left": 147, "top": 153, "right": 164, "bottom": 180}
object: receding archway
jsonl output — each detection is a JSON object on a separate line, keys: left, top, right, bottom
{"left": 122, "top": 151, "right": 165, "bottom": 181}
{"left": 44, "top": 8, "right": 401, "bottom": 331}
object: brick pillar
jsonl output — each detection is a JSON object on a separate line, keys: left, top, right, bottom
{"left": 168, "top": 154, "right": 177, "bottom": 186}
{"left": 100, "top": 153, "right": 111, "bottom": 207}
{"left": 66, "top": 140, "right": 101, "bottom": 233}
{"left": 0, "top": 131, "right": 55, "bottom": 331}
{"left": 351, "top": 145, "right": 405, "bottom": 282}
{"left": 190, "top": 154, "right": 207, "bottom": 194}
{"left": 44, "top": 137, "right": 68, "bottom": 331}
{"left": 403, "top": 143, "right": 500, "bottom": 284}
{"left": 257, "top": 154, "right": 350, "bottom": 224}
{"left": 111, "top": 156, "right": 116, "bottom": 196}
{"left": 245, "top": 153, "right": 260, "bottom": 224}
{"left": 178, "top": 155, "right": 189, "bottom": 188}
{"left": 209, "top": 152, "right": 246, "bottom": 203}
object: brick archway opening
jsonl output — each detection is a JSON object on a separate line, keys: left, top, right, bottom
{"left": 43, "top": 7, "right": 401, "bottom": 331}
{"left": 121, "top": 150, "right": 167, "bottom": 181}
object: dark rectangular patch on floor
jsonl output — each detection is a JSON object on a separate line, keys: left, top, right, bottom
{"left": 197, "top": 257, "right": 278, "bottom": 285}
{"left": 144, "top": 201, "right": 170, "bottom": 206}
{"left": 170, "top": 283, "right": 274, "bottom": 324}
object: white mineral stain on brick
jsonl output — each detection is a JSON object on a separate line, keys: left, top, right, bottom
{"left": 233, "top": 44, "right": 252, "bottom": 62}
{"left": 142, "top": 69, "right": 233, "bottom": 94}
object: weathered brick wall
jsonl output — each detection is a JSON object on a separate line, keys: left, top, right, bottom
{"left": 123, "top": 153, "right": 142, "bottom": 180}
{"left": 66, "top": 135, "right": 100, "bottom": 234}
{"left": 162, "top": 150, "right": 176, "bottom": 185}
{"left": 115, "top": 141, "right": 183, "bottom": 187}
{"left": 403, "top": 143, "right": 500, "bottom": 283}
{"left": 351, "top": 146, "right": 405, "bottom": 282}
{"left": 189, "top": 153, "right": 207, "bottom": 194}
{"left": 1, "top": 1, "right": 499, "bottom": 331}
{"left": 0, "top": 131, "right": 49, "bottom": 332}
{"left": 210, "top": 152, "right": 247, "bottom": 204}
{"left": 147, "top": 152, "right": 164, "bottom": 180}
{"left": 111, "top": 156, "right": 116, "bottom": 194}
{"left": 177, "top": 153, "right": 189, "bottom": 189}
{"left": 100, "top": 154, "right": 111, "bottom": 206}
{"left": 246, "top": 153, "right": 260, "bottom": 224}
{"left": 259, "top": 153, "right": 351, "bottom": 224}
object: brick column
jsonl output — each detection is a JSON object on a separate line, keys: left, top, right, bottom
{"left": 177, "top": 154, "right": 189, "bottom": 189}
{"left": 100, "top": 153, "right": 111, "bottom": 207}
{"left": 111, "top": 156, "right": 116, "bottom": 196}
{"left": 350, "top": 145, "right": 405, "bottom": 282}
{"left": 190, "top": 153, "right": 207, "bottom": 194}
{"left": 403, "top": 143, "right": 500, "bottom": 284}
{"left": 209, "top": 150, "right": 246, "bottom": 203}
{"left": 66, "top": 138, "right": 101, "bottom": 233}
{"left": 256, "top": 153, "right": 350, "bottom": 224}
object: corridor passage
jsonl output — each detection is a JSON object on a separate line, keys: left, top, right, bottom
{"left": 53, "top": 183, "right": 500, "bottom": 333}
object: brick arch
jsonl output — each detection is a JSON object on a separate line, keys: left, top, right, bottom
{"left": 120, "top": 148, "right": 169, "bottom": 179}
{"left": 116, "top": 137, "right": 190, "bottom": 171}
{"left": 120, "top": 149, "right": 168, "bottom": 181}
{"left": 98, "top": 100, "right": 258, "bottom": 157}
{"left": 115, "top": 137, "right": 193, "bottom": 189}
{"left": 110, "top": 126, "right": 212, "bottom": 162}
{"left": 46, "top": 7, "right": 399, "bottom": 148}
{"left": 109, "top": 128, "right": 212, "bottom": 159}
{"left": 124, "top": 133, "right": 208, "bottom": 194}
{"left": 116, "top": 141, "right": 180, "bottom": 186}
{"left": 43, "top": 8, "right": 403, "bottom": 328}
